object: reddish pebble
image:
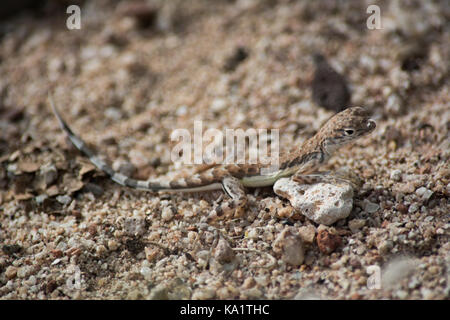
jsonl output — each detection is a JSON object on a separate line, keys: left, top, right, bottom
{"left": 317, "top": 230, "right": 342, "bottom": 254}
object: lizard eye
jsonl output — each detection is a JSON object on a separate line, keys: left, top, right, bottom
{"left": 344, "top": 129, "right": 355, "bottom": 136}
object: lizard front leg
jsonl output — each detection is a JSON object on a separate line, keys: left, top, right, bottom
{"left": 206, "top": 176, "right": 247, "bottom": 222}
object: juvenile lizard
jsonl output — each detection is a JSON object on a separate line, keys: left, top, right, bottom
{"left": 49, "top": 96, "right": 376, "bottom": 221}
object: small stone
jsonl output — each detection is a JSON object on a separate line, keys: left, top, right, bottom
{"left": 56, "top": 195, "right": 72, "bottom": 205}
{"left": 16, "top": 266, "right": 31, "bottom": 278}
{"left": 242, "top": 287, "right": 262, "bottom": 299}
{"left": 378, "top": 240, "right": 394, "bottom": 255}
{"left": 107, "top": 239, "right": 119, "bottom": 251}
{"left": 272, "top": 227, "right": 305, "bottom": 266}
{"left": 348, "top": 219, "right": 366, "bottom": 233}
{"left": 161, "top": 207, "right": 174, "bottom": 221}
{"left": 363, "top": 200, "right": 380, "bottom": 214}
{"left": 385, "top": 93, "right": 404, "bottom": 115}
{"left": 140, "top": 266, "right": 152, "bottom": 280}
{"left": 145, "top": 247, "right": 159, "bottom": 262}
{"left": 396, "top": 290, "right": 408, "bottom": 299}
{"left": 390, "top": 169, "right": 402, "bottom": 182}
{"left": 316, "top": 229, "right": 342, "bottom": 254}
{"left": 274, "top": 178, "right": 353, "bottom": 225}
{"left": 192, "top": 288, "right": 216, "bottom": 300}
{"left": 5, "top": 266, "right": 17, "bottom": 280}
{"left": 421, "top": 288, "right": 434, "bottom": 300}
{"left": 124, "top": 217, "right": 147, "bottom": 236}
{"left": 297, "top": 225, "right": 316, "bottom": 243}
{"left": 408, "top": 203, "right": 419, "bottom": 214}
{"left": 39, "top": 163, "right": 58, "bottom": 187}
{"left": 210, "top": 98, "right": 227, "bottom": 112}
{"left": 35, "top": 194, "right": 49, "bottom": 205}
{"left": 214, "top": 239, "right": 235, "bottom": 264}
{"left": 415, "top": 187, "right": 433, "bottom": 201}
{"left": 148, "top": 284, "right": 169, "bottom": 300}
{"left": 241, "top": 277, "right": 255, "bottom": 289}
{"left": 396, "top": 203, "right": 408, "bottom": 214}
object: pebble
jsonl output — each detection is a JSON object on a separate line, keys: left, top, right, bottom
{"left": 363, "top": 200, "right": 380, "bottom": 214}
{"left": 39, "top": 163, "right": 58, "bottom": 187}
{"left": 241, "top": 287, "right": 263, "bottom": 299}
{"left": 214, "top": 239, "right": 235, "bottom": 264}
{"left": 272, "top": 227, "right": 305, "bottom": 266}
{"left": 408, "top": 204, "right": 419, "bottom": 214}
{"left": 211, "top": 98, "right": 227, "bottom": 112}
{"left": 415, "top": 187, "right": 433, "bottom": 201}
{"left": 297, "top": 225, "right": 316, "bottom": 243}
{"left": 35, "top": 194, "right": 49, "bottom": 205}
{"left": 5, "top": 266, "right": 17, "bottom": 280}
{"left": 395, "top": 290, "right": 408, "bottom": 299}
{"left": 274, "top": 178, "right": 353, "bottom": 225}
{"left": 316, "top": 229, "right": 342, "bottom": 254}
{"left": 378, "top": 240, "right": 394, "bottom": 255}
{"left": 385, "top": 93, "right": 404, "bottom": 115}
{"left": 390, "top": 169, "right": 402, "bottom": 182}
{"left": 421, "top": 288, "right": 434, "bottom": 300}
{"left": 124, "top": 217, "right": 147, "bottom": 237}
{"left": 107, "top": 239, "right": 119, "bottom": 251}
{"left": 17, "top": 266, "right": 31, "bottom": 278}
{"left": 192, "top": 288, "right": 216, "bottom": 300}
{"left": 148, "top": 284, "right": 169, "bottom": 300}
{"left": 161, "top": 207, "right": 174, "bottom": 221}
{"left": 348, "top": 219, "right": 366, "bottom": 233}
{"left": 56, "top": 195, "right": 72, "bottom": 205}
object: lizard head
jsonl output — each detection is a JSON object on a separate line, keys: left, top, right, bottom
{"left": 319, "top": 107, "right": 376, "bottom": 154}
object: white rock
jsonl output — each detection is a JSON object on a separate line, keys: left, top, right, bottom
{"left": 273, "top": 178, "right": 354, "bottom": 225}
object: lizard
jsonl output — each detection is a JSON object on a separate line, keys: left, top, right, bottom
{"left": 49, "top": 95, "right": 376, "bottom": 221}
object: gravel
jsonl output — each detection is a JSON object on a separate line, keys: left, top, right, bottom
{"left": 0, "top": 0, "right": 448, "bottom": 300}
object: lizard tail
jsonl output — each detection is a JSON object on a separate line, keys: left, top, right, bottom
{"left": 48, "top": 93, "right": 169, "bottom": 192}
{"left": 48, "top": 94, "right": 224, "bottom": 193}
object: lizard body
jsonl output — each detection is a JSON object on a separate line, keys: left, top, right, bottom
{"left": 49, "top": 96, "right": 375, "bottom": 219}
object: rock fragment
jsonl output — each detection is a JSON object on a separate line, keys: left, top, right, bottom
{"left": 272, "top": 227, "right": 305, "bottom": 266}
{"left": 274, "top": 178, "right": 354, "bottom": 225}
{"left": 316, "top": 229, "right": 342, "bottom": 254}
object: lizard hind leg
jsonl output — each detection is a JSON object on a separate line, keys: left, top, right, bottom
{"left": 206, "top": 176, "right": 247, "bottom": 222}
{"left": 292, "top": 170, "right": 362, "bottom": 189}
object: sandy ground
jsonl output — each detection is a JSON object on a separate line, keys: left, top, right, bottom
{"left": 0, "top": 0, "right": 449, "bottom": 299}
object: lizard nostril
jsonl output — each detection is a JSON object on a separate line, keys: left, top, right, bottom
{"left": 367, "top": 120, "right": 376, "bottom": 129}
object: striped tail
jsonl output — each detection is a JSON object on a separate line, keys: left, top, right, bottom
{"left": 48, "top": 94, "right": 172, "bottom": 192}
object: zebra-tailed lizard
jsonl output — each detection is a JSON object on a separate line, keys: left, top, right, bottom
{"left": 49, "top": 96, "right": 376, "bottom": 221}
